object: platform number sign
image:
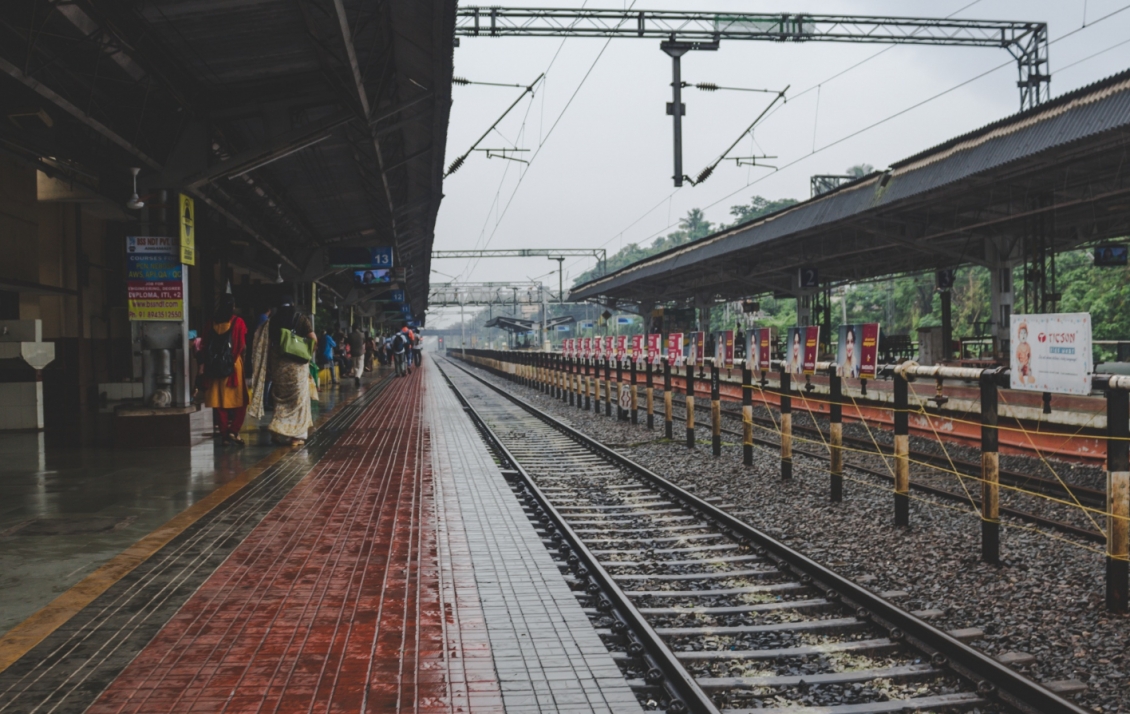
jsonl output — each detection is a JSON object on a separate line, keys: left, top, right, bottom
{"left": 797, "top": 266, "right": 819, "bottom": 288}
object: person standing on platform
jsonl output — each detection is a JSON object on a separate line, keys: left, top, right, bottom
{"left": 319, "top": 329, "right": 338, "bottom": 385}
{"left": 348, "top": 325, "right": 365, "bottom": 384}
{"left": 249, "top": 299, "right": 316, "bottom": 446}
{"left": 411, "top": 329, "right": 422, "bottom": 366}
{"left": 364, "top": 331, "right": 377, "bottom": 372}
{"left": 390, "top": 325, "right": 410, "bottom": 377}
{"left": 202, "top": 295, "right": 249, "bottom": 446}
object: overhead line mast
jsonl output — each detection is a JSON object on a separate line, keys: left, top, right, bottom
{"left": 455, "top": 8, "right": 1050, "bottom": 186}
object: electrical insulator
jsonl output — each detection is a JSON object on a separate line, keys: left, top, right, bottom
{"left": 696, "top": 82, "right": 719, "bottom": 91}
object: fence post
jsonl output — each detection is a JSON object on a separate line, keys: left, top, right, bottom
{"left": 685, "top": 363, "right": 696, "bottom": 449}
{"left": 780, "top": 367, "right": 792, "bottom": 479}
{"left": 585, "top": 358, "right": 592, "bottom": 411}
{"left": 742, "top": 360, "right": 753, "bottom": 466}
{"left": 630, "top": 357, "right": 639, "bottom": 425}
{"left": 711, "top": 358, "right": 721, "bottom": 456}
{"left": 559, "top": 355, "right": 567, "bottom": 402}
{"left": 1107, "top": 387, "right": 1129, "bottom": 612}
{"left": 646, "top": 359, "right": 655, "bottom": 429}
{"left": 894, "top": 370, "right": 910, "bottom": 526}
{"left": 980, "top": 372, "right": 1000, "bottom": 563}
{"left": 664, "top": 361, "right": 673, "bottom": 440}
{"left": 616, "top": 358, "right": 625, "bottom": 420}
{"left": 605, "top": 357, "right": 613, "bottom": 417}
{"left": 829, "top": 369, "right": 843, "bottom": 502}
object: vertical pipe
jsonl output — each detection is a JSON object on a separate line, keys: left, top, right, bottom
{"left": 664, "top": 361, "right": 673, "bottom": 440}
{"left": 685, "top": 363, "right": 695, "bottom": 449}
{"left": 780, "top": 368, "right": 792, "bottom": 479}
{"left": 646, "top": 359, "right": 655, "bottom": 430}
{"left": 1106, "top": 388, "right": 1128, "bottom": 612}
{"left": 671, "top": 52, "right": 684, "bottom": 187}
{"left": 630, "top": 357, "right": 638, "bottom": 425}
{"left": 981, "top": 372, "right": 1000, "bottom": 562}
{"left": 829, "top": 370, "right": 844, "bottom": 502}
{"left": 742, "top": 360, "right": 753, "bottom": 466}
{"left": 711, "top": 358, "right": 721, "bottom": 456}
{"left": 894, "top": 372, "right": 910, "bottom": 527}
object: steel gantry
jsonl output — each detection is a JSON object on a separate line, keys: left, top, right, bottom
{"left": 455, "top": 7, "right": 1050, "bottom": 185}
{"left": 431, "top": 248, "right": 608, "bottom": 299}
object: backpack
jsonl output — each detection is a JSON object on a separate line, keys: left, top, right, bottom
{"left": 204, "top": 327, "right": 235, "bottom": 378}
{"left": 391, "top": 332, "right": 408, "bottom": 354}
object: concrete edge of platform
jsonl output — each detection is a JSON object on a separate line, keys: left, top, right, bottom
{"left": 0, "top": 375, "right": 387, "bottom": 674}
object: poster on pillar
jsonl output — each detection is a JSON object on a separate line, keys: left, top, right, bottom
{"left": 836, "top": 324, "right": 880, "bottom": 379}
{"left": 1009, "top": 313, "right": 1092, "bottom": 395}
{"left": 615, "top": 335, "right": 628, "bottom": 363}
{"left": 631, "top": 334, "right": 644, "bottom": 363}
{"left": 592, "top": 336, "right": 602, "bottom": 360}
{"left": 694, "top": 332, "right": 706, "bottom": 366}
{"left": 668, "top": 333, "right": 684, "bottom": 367}
{"left": 126, "top": 236, "right": 183, "bottom": 321}
{"left": 786, "top": 326, "right": 820, "bottom": 377}
{"left": 581, "top": 337, "right": 591, "bottom": 359}
{"left": 647, "top": 334, "right": 662, "bottom": 365}
{"left": 178, "top": 194, "right": 195, "bottom": 266}
{"left": 714, "top": 330, "right": 734, "bottom": 368}
{"left": 685, "top": 332, "right": 702, "bottom": 366}
{"left": 603, "top": 335, "right": 614, "bottom": 360}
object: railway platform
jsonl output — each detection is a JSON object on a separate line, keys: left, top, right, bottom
{"left": 0, "top": 358, "right": 641, "bottom": 714}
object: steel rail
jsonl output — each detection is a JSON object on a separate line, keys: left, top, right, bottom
{"left": 447, "top": 354, "right": 1092, "bottom": 714}
{"left": 435, "top": 362, "right": 717, "bottom": 714}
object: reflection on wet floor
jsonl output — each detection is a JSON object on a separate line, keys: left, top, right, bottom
{"left": 0, "top": 377, "right": 376, "bottom": 634}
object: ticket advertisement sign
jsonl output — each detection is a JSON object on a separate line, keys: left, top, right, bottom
{"left": 746, "top": 328, "right": 773, "bottom": 373}
{"left": 785, "top": 326, "right": 820, "bottom": 376}
{"left": 631, "top": 334, "right": 644, "bottom": 362}
{"left": 1010, "top": 313, "right": 1093, "bottom": 395}
{"left": 683, "top": 332, "right": 701, "bottom": 365}
{"left": 668, "top": 333, "right": 684, "bottom": 366}
{"left": 647, "top": 334, "right": 662, "bottom": 365}
{"left": 693, "top": 332, "right": 706, "bottom": 366}
{"left": 603, "top": 335, "right": 614, "bottom": 360}
{"left": 836, "top": 323, "right": 880, "bottom": 379}
{"left": 714, "top": 330, "right": 734, "bottom": 368}
{"left": 127, "top": 236, "right": 183, "bottom": 321}
{"left": 563, "top": 338, "right": 573, "bottom": 357}
{"left": 615, "top": 335, "right": 628, "bottom": 362}
{"left": 592, "top": 336, "right": 603, "bottom": 359}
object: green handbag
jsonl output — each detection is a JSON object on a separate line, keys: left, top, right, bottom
{"left": 279, "top": 315, "right": 316, "bottom": 363}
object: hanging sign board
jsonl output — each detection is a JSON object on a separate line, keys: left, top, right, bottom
{"left": 127, "top": 236, "right": 183, "bottom": 321}
{"left": 327, "top": 246, "right": 394, "bottom": 268}
{"left": 178, "top": 194, "right": 195, "bottom": 266}
{"left": 836, "top": 323, "right": 880, "bottom": 379}
{"left": 1009, "top": 313, "right": 1093, "bottom": 395}
{"left": 647, "top": 334, "right": 662, "bottom": 365}
{"left": 668, "top": 333, "right": 684, "bottom": 367}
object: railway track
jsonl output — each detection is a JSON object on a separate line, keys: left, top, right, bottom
{"left": 661, "top": 401, "right": 1105, "bottom": 544}
{"left": 439, "top": 356, "right": 1088, "bottom": 714}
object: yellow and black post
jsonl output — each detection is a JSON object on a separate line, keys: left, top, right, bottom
{"left": 685, "top": 363, "right": 696, "bottom": 449}
{"left": 780, "top": 367, "right": 792, "bottom": 478}
{"left": 605, "top": 356, "right": 613, "bottom": 417}
{"left": 664, "top": 361, "right": 673, "bottom": 440}
{"left": 711, "top": 358, "right": 721, "bottom": 456}
{"left": 829, "top": 368, "right": 844, "bottom": 502}
{"left": 1107, "top": 385, "right": 1129, "bottom": 612}
{"left": 980, "top": 371, "right": 1000, "bottom": 561}
{"left": 645, "top": 359, "right": 655, "bottom": 430}
{"left": 630, "top": 357, "right": 639, "bottom": 425}
{"left": 616, "top": 357, "right": 625, "bottom": 421}
{"left": 894, "top": 369, "right": 911, "bottom": 527}
{"left": 741, "top": 360, "right": 753, "bottom": 466}
{"left": 585, "top": 358, "right": 592, "bottom": 411}
{"left": 567, "top": 356, "right": 575, "bottom": 406}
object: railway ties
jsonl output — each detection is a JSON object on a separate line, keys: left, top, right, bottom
{"left": 440, "top": 356, "right": 1087, "bottom": 714}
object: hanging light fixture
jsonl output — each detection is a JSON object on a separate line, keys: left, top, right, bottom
{"left": 275, "top": 263, "right": 284, "bottom": 283}
{"left": 125, "top": 168, "right": 145, "bottom": 210}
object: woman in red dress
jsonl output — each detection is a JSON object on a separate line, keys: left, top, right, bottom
{"left": 202, "top": 295, "right": 249, "bottom": 445}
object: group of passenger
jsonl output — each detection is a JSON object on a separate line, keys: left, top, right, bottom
{"left": 197, "top": 295, "right": 420, "bottom": 448}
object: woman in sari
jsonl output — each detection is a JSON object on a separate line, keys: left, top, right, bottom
{"left": 202, "top": 295, "right": 249, "bottom": 445}
{"left": 249, "top": 300, "right": 316, "bottom": 446}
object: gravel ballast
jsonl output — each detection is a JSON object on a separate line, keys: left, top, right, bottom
{"left": 458, "top": 359, "right": 1130, "bottom": 714}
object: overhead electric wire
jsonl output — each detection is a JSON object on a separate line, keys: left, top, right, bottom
{"left": 568, "top": 0, "right": 1130, "bottom": 281}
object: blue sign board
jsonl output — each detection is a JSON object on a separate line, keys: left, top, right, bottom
{"left": 556, "top": 325, "right": 570, "bottom": 332}
{"left": 390, "top": 289, "right": 405, "bottom": 303}
{"left": 580, "top": 321, "right": 595, "bottom": 329}
{"left": 616, "top": 316, "right": 632, "bottom": 325}
{"left": 327, "top": 246, "right": 394, "bottom": 268}
{"left": 400, "top": 304, "right": 412, "bottom": 315}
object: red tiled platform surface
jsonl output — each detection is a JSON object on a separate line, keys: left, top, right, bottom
{"left": 88, "top": 363, "right": 502, "bottom": 713}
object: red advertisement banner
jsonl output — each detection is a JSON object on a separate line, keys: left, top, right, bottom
{"left": 615, "top": 335, "right": 627, "bottom": 362}
{"left": 647, "top": 334, "right": 661, "bottom": 365}
{"left": 668, "top": 333, "right": 684, "bottom": 366}
{"left": 860, "top": 323, "right": 880, "bottom": 378}
{"left": 603, "top": 335, "right": 614, "bottom": 359}
{"left": 631, "top": 334, "right": 644, "bottom": 362}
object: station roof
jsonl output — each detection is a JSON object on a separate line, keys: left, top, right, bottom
{"left": 569, "top": 68, "right": 1130, "bottom": 308}
{"left": 0, "top": 0, "right": 456, "bottom": 319}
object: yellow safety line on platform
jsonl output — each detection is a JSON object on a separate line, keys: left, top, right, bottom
{"left": 0, "top": 377, "right": 382, "bottom": 674}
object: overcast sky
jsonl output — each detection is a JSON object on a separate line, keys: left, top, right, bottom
{"left": 427, "top": 0, "right": 1130, "bottom": 327}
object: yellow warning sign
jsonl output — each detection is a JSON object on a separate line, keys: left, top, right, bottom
{"left": 179, "top": 194, "right": 195, "bottom": 266}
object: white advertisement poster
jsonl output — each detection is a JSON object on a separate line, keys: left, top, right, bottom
{"left": 1009, "top": 313, "right": 1092, "bottom": 395}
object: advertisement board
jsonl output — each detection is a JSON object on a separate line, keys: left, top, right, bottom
{"left": 126, "top": 236, "right": 183, "bottom": 321}
{"left": 694, "top": 332, "right": 706, "bottom": 366}
{"left": 837, "top": 324, "right": 882, "bottom": 379}
{"left": 785, "top": 326, "right": 820, "bottom": 377}
{"left": 1010, "top": 313, "right": 1093, "bottom": 395}
{"left": 603, "top": 335, "right": 614, "bottom": 360}
{"left": 714, "top": 330, "right": 734, "bottom": 368}
{"left": 668, "top": 333, "right": 684, "bottom": 367}
{"left": 615, "top": 335, "right": 628, "bottom": 362}
{"left": 746, "top": 328, "right": 772, "bottom": 373}
{"left": 592, "top": 336, "right": 602, "bottom": 360}
{"left": 647, "top": 334, "right": 662, "bottom": 365}
{"left": 631, "top": 335, "right": 644, "bottom": 362}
